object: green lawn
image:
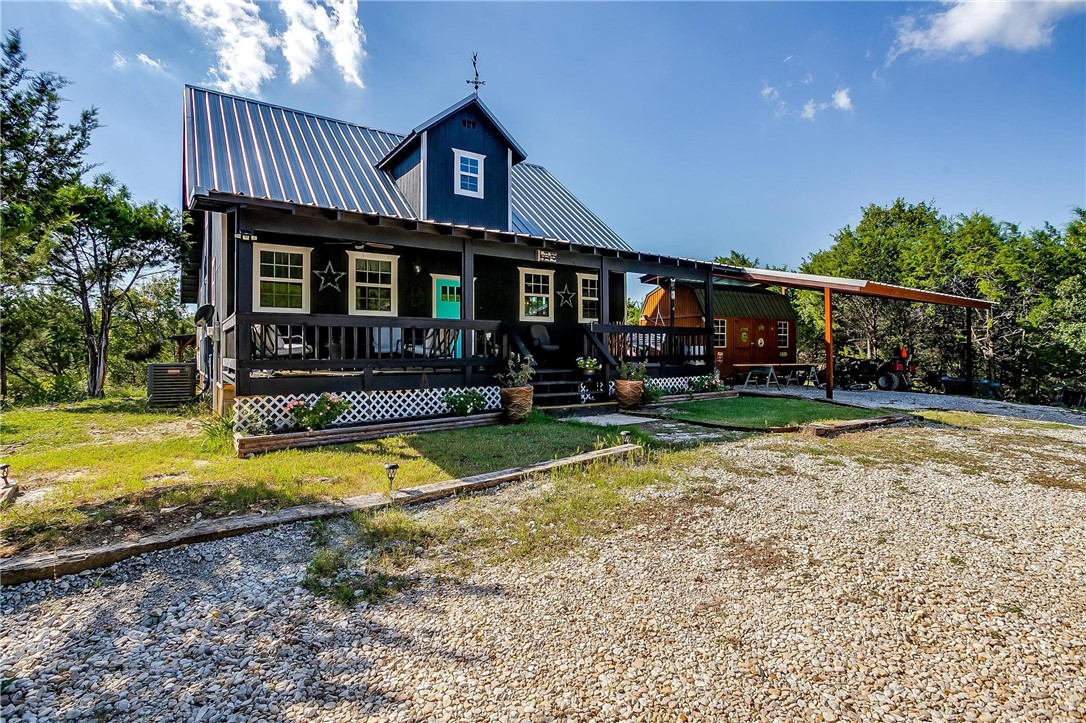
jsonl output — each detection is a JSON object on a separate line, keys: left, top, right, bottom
{"left": 0, "top": 396, "right": 638, "bottom": 554}
{"left": 657, "top": 395, "right": 892, "bottom": 429}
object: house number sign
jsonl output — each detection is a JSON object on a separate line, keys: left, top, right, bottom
{"left": 536, "top": 249, "right": 558, "bottom": 263}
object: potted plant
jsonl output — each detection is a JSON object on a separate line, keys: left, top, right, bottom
{"left": 576, "top": 356, "right": 601, "bottom": 379}
{"left": 496, "top": 354, "right": 535, "bottom": 422}
{"left": 615, "top": 360, "right": 647, "bottom": 409}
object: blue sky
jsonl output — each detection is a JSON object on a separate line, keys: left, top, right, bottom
{"left": 4, "top": 1, "right": 1084, "bottom": 268}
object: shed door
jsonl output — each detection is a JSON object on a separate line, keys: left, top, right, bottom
{"left": 733, "top": 319, "right": 754, "bottom": 365}
{"left": 753, "top": 321, "right": 771, "bottom": 363}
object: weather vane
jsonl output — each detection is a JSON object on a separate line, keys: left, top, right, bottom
{"left": 466, "top": 52, "right": 485, "bottom": 96}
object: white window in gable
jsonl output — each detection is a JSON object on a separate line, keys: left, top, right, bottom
{"left": 713, "top": 319, "right": 728, "bottom": 348}
{"left": 777, "top": 320, "right": 790, "bottom": 348}
{"left": 253, "top": 243, "right": 310, "bottom": 313}
{"left": 453, "top": 148, "right": 484, "bottom": 199}
{"left": 577, "top": 273, "right": 600, "bottom": 323}
{"left": 347, "top": 251, "right": 399, "bottom": 316}
{"left": 519, "top": 268, "right": 554, "bottom": 322}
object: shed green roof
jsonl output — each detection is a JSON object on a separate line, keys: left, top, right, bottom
{"left": 690, "top": 285, "right": 797, "bottom": 320}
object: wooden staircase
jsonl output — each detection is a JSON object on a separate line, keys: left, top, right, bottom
{"left": 532, "top": 368, "right": 617, "bottom": 415}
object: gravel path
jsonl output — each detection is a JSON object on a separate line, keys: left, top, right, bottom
{"left": 3, "top": 419, "right": 1085, "bottom": 721}
{"left": 754, "top": 384, "right": 1086, "bottom": 427}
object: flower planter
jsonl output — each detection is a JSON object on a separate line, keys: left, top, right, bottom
{"left": 614, "top": 379, "right": 644, "bottom": 409}
{"left": 500, "top": 385, "right": 534, "bottom": 422}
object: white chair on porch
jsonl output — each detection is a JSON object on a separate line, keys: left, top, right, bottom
{"left": 252, "top": 325, "right": 312, "bottom": 358}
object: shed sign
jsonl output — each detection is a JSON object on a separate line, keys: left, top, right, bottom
{"left": 536, "top": 249, "right": 559, "bottom": 263}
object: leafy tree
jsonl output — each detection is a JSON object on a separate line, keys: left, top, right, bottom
{"left": 0, "top": 28, "right": 98, "bottom": 399}
{"left": 108, "top": 276, "right": 194, "bottom": 388}
{"left": 1, "top": 28, "right": 98, "bottom": 286}
{"left": 47, "top": 175, "right": 185, "bottom": 397}
{"left": 626, "top": 297, "right": 645, "bottom": 325}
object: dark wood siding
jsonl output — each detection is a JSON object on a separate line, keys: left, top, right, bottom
{"left": 389, "top": 144, "right": 422, "bottom": 215}
{"left": 425, "top": 108, "right": 510, "bottom": 230}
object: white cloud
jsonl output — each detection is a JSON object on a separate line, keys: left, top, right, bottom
{"left": 112, "top": 51, "right": 128, "bottom": 69}
{"left": 801, "top": 100, "right": 820, "bottom": 121}
{"left": 831, "top": 87, "right": 852, "bottom": 112}
{"left": 136, "top": 53, "right": 166, "bottom": 72}
{"left": 890, "top": 1, "right": 1085, "bottom": 61}
{"left": 70, "top": 0, "right": 368, "bottom": 95}
{"left": 760, "top": 84, "right": 779, "bottom": 102}
{"left": 280, "top": 0, "right": 365, "bottom": 87}
{"left": 175, "top": 0, "right": 278, "bottom": 95}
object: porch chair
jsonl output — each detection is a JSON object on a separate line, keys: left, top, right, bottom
{"left": 252, "top": 325, "right": 312, "bottom": 358}
{"left": 372, "top": 327, "right": 403, "bottom": 355}
{"left": 405, "top": 328, "right": 461, "bottom": 358}
{"left": 529, "top": 325, "right": 560, "bottom": 359}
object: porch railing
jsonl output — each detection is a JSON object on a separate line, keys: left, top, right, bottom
{"left": 234, "top": 313, "right": 509, "bottom": 372}
{"left": 587, "top": 323, "right": 709, "bottom": 367}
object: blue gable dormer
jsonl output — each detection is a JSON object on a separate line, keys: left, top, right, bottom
{"left": 378, "top": 95, "right": 527, "bottom": 231}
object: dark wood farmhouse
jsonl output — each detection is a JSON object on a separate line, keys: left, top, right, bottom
{"left": 639, "top": 280, "right": 798, "bottom": 377}
{"left": 182, "top": 87, "right": 726, "bottom": 429}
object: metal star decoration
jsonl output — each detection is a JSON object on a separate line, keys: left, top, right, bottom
{"left": 314, "top": 260, "right": 346, "bottom": 292}
{"left": 557, "top": 284, "right": 576, "bottom": 308}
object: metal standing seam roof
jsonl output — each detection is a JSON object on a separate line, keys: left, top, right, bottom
{"left": 691, "top": 286, "right": 798, "bottom": 320}
{"left": 183, "top": 86, "right": 632, "bottom": 252}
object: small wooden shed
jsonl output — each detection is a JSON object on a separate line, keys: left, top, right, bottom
{"left": 640, "top": 281, "right": 798, "bottom": 377}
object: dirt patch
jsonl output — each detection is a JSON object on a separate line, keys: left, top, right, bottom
{"left": 726, "top": 535, "right": 788, "bottom": 571}
{"left": 1028, "top": 471, "right": 1086, "bottom": 492}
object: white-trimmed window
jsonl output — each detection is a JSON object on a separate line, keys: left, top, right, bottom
{"left": 453, "top": 148, "right": 484, "bottom": 199}
{"left": 777, "top": 320, "right": 790, "bottom": 348}
{"left": 348, "top": 251, "right": 399, "bottom": 316}
{"left": 253, "top": 243, "right": 310, "bottom": 313}
{"left": 577, "top": 273, "right": 600, "bottom": 323}
{"left": 519, "top": 268, "right": 554, "bottom": 322}
{"left": 713, "top": 319, "right": 728, "bottom": 348}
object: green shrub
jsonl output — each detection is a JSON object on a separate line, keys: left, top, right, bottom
{"left": 443, "top": 389, "right": 487, "bottom": 416}
{"left": 284, "top": 392, "right": 351, "bottom": 430}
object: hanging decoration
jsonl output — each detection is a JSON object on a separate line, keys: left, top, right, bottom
{"left": 557, "top": 283, "right": 576, "bottom": 308}
{"left": 314, "top": 260, "right": 346, "bottom": 292}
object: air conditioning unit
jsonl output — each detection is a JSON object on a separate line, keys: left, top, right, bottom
{"left": 147, "top": 362, "right": 197, "bottom": 408}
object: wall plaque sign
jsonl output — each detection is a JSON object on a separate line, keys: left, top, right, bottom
{"left": 536, "top": 249, "right": 558, "bottom": 263}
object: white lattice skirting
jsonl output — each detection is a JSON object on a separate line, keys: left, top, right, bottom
{"left": 646, "top": 375, "right": 710, "bottom": 394}
{"left": 233, "top": 386, "right": 502, "bottom": 434}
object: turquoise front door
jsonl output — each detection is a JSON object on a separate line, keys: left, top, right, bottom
{"left": 433, "top": 276, "right": 462, "bottom": 356}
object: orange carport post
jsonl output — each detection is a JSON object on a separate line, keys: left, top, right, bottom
{"left": 824, "top": 287, "right": 834, "bottom": 400}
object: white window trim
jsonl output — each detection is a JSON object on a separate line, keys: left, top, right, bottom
{"left": 714, "top": 318, "right": 728, "bottom": 348}
{"left": 518, "top": 267, "right": 555, "bottom": 322}
{"left": 777, "top": 320, "right": 790, "bottom": 348}
{"left": 453, "top": 148, "right": 485, "bottom": 199}
{"left": 576, "top": 272, "right": 600, "bottom": 323}
{"left": 252, "top": 242, "right": 311, "bottom": 314}
{"left": 347, "top": 250, "right": 399, "bottom": 317}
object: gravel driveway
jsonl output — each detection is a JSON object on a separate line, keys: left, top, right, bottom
{"left": 753, "top": 384, "right": 1086, "bottom": 427}
{"left": 3, "top": 415, "right": 1085, "bottom": 722}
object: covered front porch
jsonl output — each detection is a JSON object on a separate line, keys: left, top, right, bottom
{"left": 208, "top": 205, "right": 721, "bottom": 400}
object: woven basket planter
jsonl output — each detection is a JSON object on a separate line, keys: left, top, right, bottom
{"left": 614, "top": 379, "right": 644, "bottom": 409}
{"left": 499, "top": 386, "right": 534, "bottom": 422}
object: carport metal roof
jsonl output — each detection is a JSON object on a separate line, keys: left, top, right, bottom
{"left": 734, "top": 268, "right": 992, "bottom": 310}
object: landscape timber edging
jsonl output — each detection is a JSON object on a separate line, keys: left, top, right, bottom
{"left": 634, "top": 410, "right": 916, "bottom": 435}
{"left": 0, "top": 443, "right": 642, "bottom": 587}
{"left": 646, "top": 390, "right": 738, "bottom": 405}
{"left": 234, "top": 412, "right": 503, "bottom": 457}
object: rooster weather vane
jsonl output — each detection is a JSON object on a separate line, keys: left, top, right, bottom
{"left": 466, "top": 52, "right": 485, "bottom": 96}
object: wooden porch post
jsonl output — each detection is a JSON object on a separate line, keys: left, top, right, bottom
{"left": 704, "top": 268, "right": 714, "bottom": 370}
{"left": 235, "top": 235, "right": 253, "bottom": 396}
{"left": 600, "top": 257, "right": 612, "bottom": 386}
{"left": 965, "top": 306, "right": 974, "bottom": 393}
{"left": 461, "top": 239, "right": 475, "bottom": 386}
{"left": 824, "top": 287, "right": 834, "bottom": 400}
